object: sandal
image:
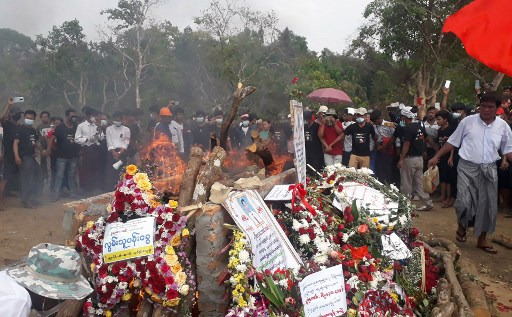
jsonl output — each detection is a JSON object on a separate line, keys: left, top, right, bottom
{"left": 455, "top": 229, "right": 467, "bottom": 242}
{"left": 477, "top": 245, "right": 498, "bottom": 254}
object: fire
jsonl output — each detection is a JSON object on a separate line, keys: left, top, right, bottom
{"left": 140, "top": 135, "right": 187, "bottom": 194}
{"left": 222, "top": 144, "right": 292, "bottom": 177}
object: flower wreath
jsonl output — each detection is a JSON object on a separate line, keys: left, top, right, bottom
{"left": 78, "top": 165, "right": 195, "bottom": 316}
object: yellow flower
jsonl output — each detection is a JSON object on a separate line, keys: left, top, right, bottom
{"left": 165, "top": 254, "right": 179, "bottom": 266}
{"left": 138, "top": 180, "right": 152, "bottom": 191}
{"left": 171, "top": 263, "right": 183, "bottom": 274}
{"left": 238, "top": 296, "right": 247, "bottom": 307}
{"left": 165, "top": 245, "right": 176, "bottom": 255}
{"left": 126, "top": 164, "right": 138, "bottom": 176}
{"left": 232, "top": 289, "right": 239, "bottom": 297}
{"left": 347, "top": 309, "right": 357, "bottom": 317}
{"left": 389, "top": 225, "right": 395, "bottom": 231}
{"left": 329, "top": 180, "right": 334, "bottom": 184}
{"left": 390, "top": 292, "right": 399, "bottom": 303}
{"left": 86, "top": 221, "right": 94, "bottom": 229}
{"left": 168, "top": 200, "right": 178, "bottom": 209}
{"left": 90, "top": 263, "right": 95, "bottom": 271}
{"left": 104, "top": 311, "right": 112, "bottom": 317}
{"left": 171, "top": 234, "right": 181, "bottom": 247}
{"left": 134, "top": 172, "right": 150, "bottom": 184}
{"left": 151, "top": 294, "right": 162, "bottom": 303}
{"left": 151, "top": 200, "right": 161, "bottom": 208}
{"left": 106, "top": 204, "right": 112, "bottom": 212}
{"left": 164, "top": 298, "right": 180, "bottom": 307}
{"left": 122, "top": 293, "right": 132, "bottom": 301}
{"left": 372, "top": 217, "right": 378, "bottom": 223}
{"left": 377, "top": 224, "right": 383, "bottom": 231}
{"left": 181, "top": 228, "right": 190, "bottom": 237}
{"left": 176, "top": 271, "right": 187, "bottom": 286}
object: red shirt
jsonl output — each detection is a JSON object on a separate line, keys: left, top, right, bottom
{"left": 321, "top": 121, "right": 343, "bottom": 155}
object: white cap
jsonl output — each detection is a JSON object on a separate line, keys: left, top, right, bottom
{"left": 346, "top": 107, "right": 355, "bottom": 115}
{"left": 400, "top": 109, "right": 415, "bottom": 119}
{"left": 356, "top": 107, "right": 368, "bottom": 115}
{"left": 317, "top": 105, "right": 328, "bottom": 113}
{"left": 0, "top": 271, "right": 31, "bottom": 317}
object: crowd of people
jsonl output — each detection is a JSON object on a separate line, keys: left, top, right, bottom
{"left": 1, "top": 85, "right": 512, "bottom": 253}
{"left": 0, "top": 99, "right": 293, "bottom": 209}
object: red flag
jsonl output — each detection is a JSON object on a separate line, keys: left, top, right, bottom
{"left": 443, "top": 0, "right": 512, "bottom": 76}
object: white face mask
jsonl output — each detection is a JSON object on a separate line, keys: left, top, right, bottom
{"left": 216, "top": 118, "right": 223, "bottom": 125}
{"left": 452, "top": 112, "right": 462, "bottom": 119}
{"left": 195, "top": 117, "right": 205, "bottom": 123}
{"left": 25, "top": 118, "right": 34, "bottom": 126}
{"left": 113, "top": 121, "right": 122, "bottom": 127}
{"left": 100, "top": 120, "right": 108, "bottom": 127}
{"left": 356, "top": 117, "right": 365, "bottom": 123}
{"left": 242, "top": 120, "right": 250, "bottom": 127}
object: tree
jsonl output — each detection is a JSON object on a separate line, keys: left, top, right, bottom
{"left": 36, "top": 20, "right": 92, "bottom": 108}
{"left": 102, "top": 0, "right": 171, "bottom": 109}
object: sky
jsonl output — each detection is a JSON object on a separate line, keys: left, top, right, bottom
{"left": 0, "top": 0, "right": 372, "bottom": 53}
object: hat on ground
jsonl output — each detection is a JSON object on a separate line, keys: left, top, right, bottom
{"left": 317, "top": 105, "right": 328, "bottom": 114}
{"left": 159, "top": 107, "right": 172, "bottom": 116}
{"left": 325, "top": 108, "right": 337, "bottom": 116}
{"left": 356, "top": 107, "right": 368, "bottom": 115}
{"left": 400, "top": 109, "right": 415, "bottom": 119}
{"left": 6, "top": 243, "right": 93, "bottom": 300}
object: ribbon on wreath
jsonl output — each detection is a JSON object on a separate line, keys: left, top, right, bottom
{"left": 288, "top": 183, "right": 317, "bottom": 217}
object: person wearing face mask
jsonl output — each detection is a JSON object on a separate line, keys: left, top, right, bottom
{"left": 105, "top": 111, "right": 131, "bottom": 188}
{"left": 450, "top": 103, "right": 469, "bottom": 126}
{"left": 191, "top": 110, "right": 211, "bottom": 151}
{"left": 259, "top": 119, "right": 272, "bottom": 144}
{"left": 13, "top": 110, "right": 47, "bottom": 208}
{"left": 75, "top": 107, "right": 104, "bottom": 196}
{"left": 233, "top": 113, "right": 256, "bottom": 150}
{"left": 318, "top": 109, "right": 345, "bottom": 166}
{"left": 0, "top": 98, "right": 24, "bottom": 200}
{"left": 48, "top": 109, "right": 81, "bottom": 201}
{"left": 343, "top": 108, "right": 377, "bottom": 169}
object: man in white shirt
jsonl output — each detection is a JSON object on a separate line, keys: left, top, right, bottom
{"left": 169, "top": 107, "right": 184, "bottom": 154}
{"left": 429, "top": 94, "right": 512, "bottom": 254}
{"left": 341, "top": 108, "right": 355, "bottom": 166}
{"left": 75, "top": 107, "right": 104, "bottom": 195}
{"left": 105, "top": 111, "right": 131, "bottom": 188}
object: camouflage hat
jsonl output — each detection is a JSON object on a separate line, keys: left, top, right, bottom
{"left": 6, "top": 243, "right": 93, "bottom": 300}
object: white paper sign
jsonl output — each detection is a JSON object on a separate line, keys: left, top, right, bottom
{"left": 264, "top": 185, "right": 293, "bottom": 201}
{"left": 381, "top": 233, "right": 412, "bottom": 260}
{"left": 299, "top": 264, "right": 347, "bottom": 317}
{"left": 222, "top": 190, "right": 302, "bottom": 271}
{"left": 292, "top": 100, "right": 307, "bottom": 186}
{"left": 103, "top": 217, "right": 155, "bottom": 263}
{"left": 337, "top": 182, "right": 398, "bottom": 215}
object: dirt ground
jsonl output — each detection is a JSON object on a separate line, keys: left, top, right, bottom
{"left": 1, "top": 193, "right": 512, "bottom": 315}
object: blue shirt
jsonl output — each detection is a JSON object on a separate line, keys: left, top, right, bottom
{"left": 448, "top": 114, "right": 512, "bottom": 164}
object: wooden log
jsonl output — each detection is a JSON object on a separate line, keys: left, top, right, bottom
{"left": 192, "top": 146, "right": 227, "bottom": 204}
{"left": 431, "top": 278, "right": 456, "bottom": 317}
{"left": 55, "top": 299, "right": 86, "bottom": 317}
{"left": 457, "top": 259, "right": 492, "bottom": 317}
{"left": 178, "top": 146, "right": 205, "bottom": 207}
{"left": 151, "top": 304, "right": 171, "bottom": 317}
{"left": 136, "top": 299, "right": 154, "bottom": 317}
{"left": 219, "top": 85, "right": 257, "bottom": 149}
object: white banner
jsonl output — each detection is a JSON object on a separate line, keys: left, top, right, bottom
{"left": 222, "top": 190, "right": 302, "bottom": 271}
{"left": 103, "top": 217, "right": 155, "bottom": 263}
{"left": 299, "top": 264, "right": 347, "bottom": 317}
{"left": 292, "top": 100, "right": 307, "bottom": 186}
{"left": 264, "top": 184, "right": 293, "bottom": 201}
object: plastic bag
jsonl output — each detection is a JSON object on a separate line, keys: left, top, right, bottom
{"left": 423, "top": 166, "right": 439, "bottom": 194}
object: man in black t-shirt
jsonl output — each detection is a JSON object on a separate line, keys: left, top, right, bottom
{"left": 343, "top": 109, "right": 377, "bottom": 169}
{"left": 303, "top": 111, "right": 325, "bottom": 174}
{"left": 397, "top": 109, "right": 433, "bottom": 211}
{"left": 0, "top": 98, "right": 24, "bottom": 201}
{"left": 48, "top": 109, "right": 80, "bottom": 201}
{"left": 14, "top": 110, "right": 47, "bottom": 208}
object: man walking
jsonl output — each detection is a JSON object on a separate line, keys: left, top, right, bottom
{"left": 344, "top": 108, "right": 377, "bottom": 169}
{"left": 49, "top": 109, "right": 80, "bottom": 201}
{"left": 429, "top": 94, "right": 512, "bottom": 254}
{"left": 398, "top": 109, "right": 433, "bottom": 211}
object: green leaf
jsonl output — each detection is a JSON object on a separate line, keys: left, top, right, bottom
{"left": 422, "top": 299, "right": 429, "bottom": 307}
{"left": 351, "top": 200, "right": 359, "bottom": 222}
{"left": 265, "top": 275, "right": 286, "bottom": 306}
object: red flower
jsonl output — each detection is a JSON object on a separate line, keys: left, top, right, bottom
{"left": 98, "top": 265, "right": 108, "bottom": 279}
{"left": 410, "top": 227, "right": 420, "bottom": 237}
{"left": 172, "top": 213, "right": 181, "bottom": 222}
{"left": 111, "top": 263, "right": 121, "bottom": 275}
{"left": 93, "top": 245, "right": 102, "bottom": 255}
{"left": 165, "top": 275, "right": 175, "bottom": 285}
{"left": 357, "top": 224, "right": 369, "bottom": 234}
{"left": 309, "top": 232, "right": 316, "bottom": 240}
{"left": 292, "top": 76, "right": 299, "bottom": 84}
{"left": 287, "top": 279, "right": 293, "bottom": 291}
{"left": 166, "top": 289, "right": 179, "bottom": 300}
{"left": 338, "top": 185, "right": 344, "bottom": 192}
{"left": 349, "top": 245, "right": 370, "bottom": 261}
{"left": 299, "top": 228, "right": 307, "bottom": 235}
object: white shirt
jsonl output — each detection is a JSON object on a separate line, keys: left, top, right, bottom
{"left": 0, "top": 271, "right": 31, "bottom": 317}
{"left": 106, "top": 125, "right": 131, "bottom": 151}
{"left": 169, "top": 120, "right": 184, "bottom": 153}
{"left": 374, "top": 120, "right": 395, "bottom": 143}
{"left": 342, "top": 121, "right": 354, "bottom": 152}
{"left": 448, "top": 114, "right": 512, "bottom": 164}
{"left": 424, "top": 120, "right": 440, "bottom": 139}
{"left": 75, "top": 121, "right": 104, "bottom": 146}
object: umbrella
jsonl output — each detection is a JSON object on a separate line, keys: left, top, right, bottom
{"left": 306, "top": 88, "right": 352, "bottom": 104}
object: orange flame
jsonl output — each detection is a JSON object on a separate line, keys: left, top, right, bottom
{"left": 140, "top": 135, "right": 186, "bottom": 194}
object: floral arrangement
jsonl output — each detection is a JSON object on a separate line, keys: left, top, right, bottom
{"left": 224, "top": 164, "right": 440, "bottom": 316}
{"left": 227, "top": 230, "right": 253, "bottom": 309}
{"left": 77, "top": 165, "right": 195, "bottom": 316}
